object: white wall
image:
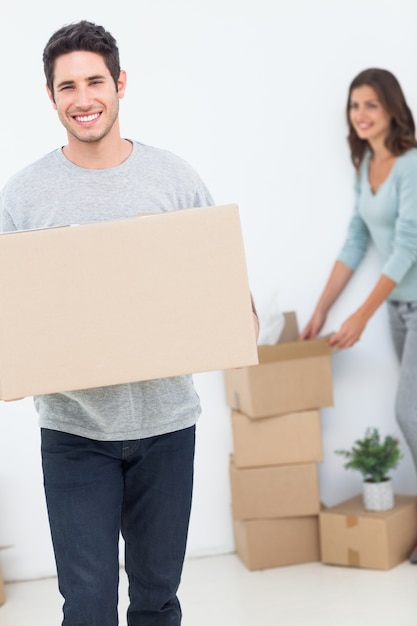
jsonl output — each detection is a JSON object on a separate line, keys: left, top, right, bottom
{"left": 1, "top": 0, "right": 417, "bottom": 582}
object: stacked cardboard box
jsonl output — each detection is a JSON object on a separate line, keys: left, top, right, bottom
{"left": 224, "top": 312, "right": 334, "bottom": 570}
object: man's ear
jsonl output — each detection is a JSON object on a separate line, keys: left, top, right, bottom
{"left": 117, "top": 70, "right": 127, "bottom": 100}
{"left": 46, "top": 84, "right": 57, "bottom": 110}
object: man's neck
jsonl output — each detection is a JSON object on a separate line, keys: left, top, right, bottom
{"left": 62, "top": 137, "right": 133, "bottom": 170}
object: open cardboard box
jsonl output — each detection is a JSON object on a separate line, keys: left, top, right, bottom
{"left": 320, "top": 494, "right": 417, "bottom": 570}
{"left": 0, "top": 204, "right": 258, "bottom": 399}
{"left": 223, "top": 311, "right": 334, "bottom": 418}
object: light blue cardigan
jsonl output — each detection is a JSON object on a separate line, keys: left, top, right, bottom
{"left": 338, "top": 148, "right": 417, "bottom": 301}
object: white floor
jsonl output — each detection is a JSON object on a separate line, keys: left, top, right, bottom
{"left": 1, "top": 552, "right": 416, "bottom": 626}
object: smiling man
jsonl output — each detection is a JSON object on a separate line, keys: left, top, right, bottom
{"left": 0, "top": 20, "right": 216, "bottom": 626}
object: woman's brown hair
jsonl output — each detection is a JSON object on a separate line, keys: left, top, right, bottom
{"left": 347, "top": 68, "right": 417, "bottom": 170}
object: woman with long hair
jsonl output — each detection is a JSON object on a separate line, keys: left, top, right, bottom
{"left": 300, "top": 68, "right": 417, "bottom": 560}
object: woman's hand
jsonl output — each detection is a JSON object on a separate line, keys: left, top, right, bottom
{"left": 299, "top": 310, "right": 327, "bottom": 340}
{"left": 327, "top": 275, "right": 396, "bottom": 348}
{"left": 327, "top": 311, "right": 367, "bottom": 348}
{"left": 299, "top": 261, "right": 354, "bottom": 341}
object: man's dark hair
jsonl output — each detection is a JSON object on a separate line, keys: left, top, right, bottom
{"left": 43, "top": 20, "right": 121, "bottom": 97}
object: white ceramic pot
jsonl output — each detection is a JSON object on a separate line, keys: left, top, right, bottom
{"left": 362, "top": 478, "right": 394, "bottom": 511}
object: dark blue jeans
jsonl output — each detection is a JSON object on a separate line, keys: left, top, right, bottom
{"left": 41, "top": 425, "right": 195, "bottom": 626}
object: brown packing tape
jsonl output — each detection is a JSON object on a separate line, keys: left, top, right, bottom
{"left": 345, "top": 515, "right": 358, "bottom": 528}
{"left": 348, "top": 549, "right": 360, "bottom": 567}
{"left": 345, "top": 515, "right": 360, "bottom": 567}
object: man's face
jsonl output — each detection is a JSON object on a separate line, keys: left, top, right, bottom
{"left": 47, "top": 50, "right": 126, "bottom": 145}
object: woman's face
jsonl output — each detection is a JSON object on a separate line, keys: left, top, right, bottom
{"left": 349, "top": 84, "right": 391, "bottom": 145}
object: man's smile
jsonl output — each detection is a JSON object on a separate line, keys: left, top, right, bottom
{"left": 73, "top": 112, "right": 101, "bottom": 123}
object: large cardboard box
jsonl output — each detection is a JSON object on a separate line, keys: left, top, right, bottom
{"left": 231, "top": 409, "right": 323, "bottom": 468}
{"left": 234, "top": 515, "right": 320, "bottom": 570}
{"left": 230, "top": 458, "right": 320, "bottom": 520}
{"left": 320, "top": 494, "right": 417, "bottom": 570}
{"left": 0, "top": 204, "right": 258, "bottom": 399}
{"left": 223, "top": 312, "right": 333, "bottom": 418}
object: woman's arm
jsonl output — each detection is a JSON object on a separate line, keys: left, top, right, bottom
{"left": 328, "top": 154, "right": 417, "bottom": 348}
{"left": 328, "top": 273, "right": 396, "bottom": 348}
{"left": 299, "top": 260, "right": 354, "bottom": 340}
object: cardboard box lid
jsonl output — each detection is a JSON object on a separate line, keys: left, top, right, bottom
{"left": 320, "top": 494, "right": 417, "bottom": 520}
{"left": 0, "top": 204, "right": 258, "bottom": 399}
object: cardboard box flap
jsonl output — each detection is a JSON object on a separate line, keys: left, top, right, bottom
{"left": 257, "top": 336, "right": 332, "bottom": 364}
{"left": 276, "top": 311, "right": 299, "bottom": 343}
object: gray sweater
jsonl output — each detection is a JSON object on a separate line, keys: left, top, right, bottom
{"left": 0, "top": 141, "right": 214, "bottom": 440}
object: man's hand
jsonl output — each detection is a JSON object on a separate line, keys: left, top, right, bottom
{"left": 253, "top": 311, "right": 260, "bottom": 342}
{"left": 250, "top": 294, "right": 260, "bottom": 342}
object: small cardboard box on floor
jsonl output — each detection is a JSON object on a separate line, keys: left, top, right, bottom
{"left": 230, "top": 457, "right": 320, "bottom": 520}
{"left": 0, "top": 547, "right": 7, "bottom": 606}
{"left": 234, "top": 515, "right": 320, "bottom": 570}
{"left": 223, "top": 312, "right": 333, "bottom": 418}
{"left": 0, "top": 567, "right": 4, "bottom": 607}
{"left": 0, "top": 204, "right": 258, "bottom": 399}
{"left": 231, "top": 409, "right": 323, "bottom": 468}
{"left": 320, "top": 494, "right": 417, "bottom": 570}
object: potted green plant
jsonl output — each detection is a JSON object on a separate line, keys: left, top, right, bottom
{"left": 335, "top": 427, "right": 402, "bottom": 511}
